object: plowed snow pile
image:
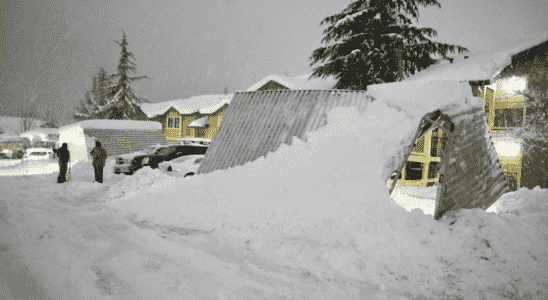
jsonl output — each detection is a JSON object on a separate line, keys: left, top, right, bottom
{"left": 108, "top": 101, "right": 548, "bottom": 299}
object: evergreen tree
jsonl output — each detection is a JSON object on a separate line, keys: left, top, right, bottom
{"left": 309, "top": 0, "right": 469, "bottom": 90}
{"left": 102, "top": 30, "right": 149, "bottom": 120}
{"left": 74, "top": 67, "right": 116, "bottom": 121}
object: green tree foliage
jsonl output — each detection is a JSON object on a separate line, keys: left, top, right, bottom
{"left": 74, "top": 30, "right": 149, "bottom": 121}
{"left": 309, "top": 0, "right": 469, "bottom": 90}
{"left": 74, "top": 67, "right": 117, "bottom": 121}
{"left": 105, "top": 30, "right": 149, "bottom": 120}
{"left": 504, "top": 53, "right": 548, "bottom": 142}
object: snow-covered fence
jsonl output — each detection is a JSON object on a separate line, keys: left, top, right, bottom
{"left": 59, "top": 120, "right": 168, "bottom": 162}
{"left": 197, "top": 89, "right": 373, "bottom": 175}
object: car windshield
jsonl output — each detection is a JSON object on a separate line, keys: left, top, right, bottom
{"left": 142, "top": 146, "right": 160, "bottom": 154}
{"left": 154, "top": 147, "right": 172, "bottom": 156}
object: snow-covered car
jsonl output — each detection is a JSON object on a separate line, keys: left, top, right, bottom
{"left": 159, "top": 154, "right": 204, "bottom": 177}
{"left": 176, "top": 137, "right": 212, "bottom": 146}
{"left": 22, "top": 148, "right": 55, "bottom": 160}
{"left": 114, "top": 144, "right": 208, "bottom": 175}
{"left": 114, "top": 144, "right": 167, "bottom": 175}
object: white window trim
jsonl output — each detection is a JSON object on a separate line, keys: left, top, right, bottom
{"left": 167, "top": 116, "right": 181, "bottom": 129}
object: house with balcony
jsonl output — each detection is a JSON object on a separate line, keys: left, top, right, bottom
{"left": 138, "top": 94, "right": 233, "bottom": 143}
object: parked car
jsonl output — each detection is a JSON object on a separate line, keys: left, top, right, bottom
{"left": 22, "top": 148, "right": 55, "bottom": 160}
{"left": 114, "top": 144, "right": 208, "bottom": 175}
{"left": 159, "top": 154, "right": 204, "bottom": 177}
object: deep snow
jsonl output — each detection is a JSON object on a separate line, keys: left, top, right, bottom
{"left": 0, "top": 101, "right": 547, "bottom": 299}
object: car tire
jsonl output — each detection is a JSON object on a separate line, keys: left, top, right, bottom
{"left": 184, "top": 172, "right": 195, "bottom": 178}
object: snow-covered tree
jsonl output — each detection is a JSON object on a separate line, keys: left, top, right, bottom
{"left": 309, "top": 0, "right": 469, "bottom": 90}
{"left": 74, "top": 31, "right": 149, "bottom": 121}
{"left": 74, "top": 67, "right": 117, "bottom": 121}
{"left": 101, "top": 30, "right": 150, "bottom": 120}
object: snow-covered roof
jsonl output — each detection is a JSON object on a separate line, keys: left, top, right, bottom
{"left": 139, "top": 94, "right": 233, "bottom": 119}
{"left": 402, "top": 31, "right": 548, "bottom": 83}
{"left": 245, "top": 74, "right": 339, "bottom": 91}
{"left": 20, "top": 128, "right": 60, "bottom": 136}
{"left": 60, "top": 119, "right": 162, "bottom": 131}
{"left": 367, "top": 32, "right": 548, "bottom": 118}
{"left": 188, "top": 117, "right": 208, "bottom": 128}
{"left": 0, "top": 134, "right": 24, "bottom": 142}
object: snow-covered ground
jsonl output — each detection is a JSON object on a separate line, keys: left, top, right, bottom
{"left": 1, "top": 101, "right": 547, "bottom": 299}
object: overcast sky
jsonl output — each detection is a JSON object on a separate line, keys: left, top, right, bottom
{"left": 1, "top": 0, "right": 547, "bottom": 125}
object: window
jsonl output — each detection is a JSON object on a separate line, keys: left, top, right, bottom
{"left": 405, "top": 161, "right": 423, "bottom": 180}
{"left": 504, "top": 172, "right": 519, "bottom": 191}
{"left": 412, "top": 136, "right": 425, "bottom": 153}
{"left": 430, "top": 129, "right": 441, "bottom": 157}
{"left": 484, "top": 102, "right": 489, "bottom": 115}
{"left": 186, "top": 128, "right": 192, "bottom": 135}
{"left": 195, "top": 128, "right": 206, "bottom": 138}
{"left": 428, "top": 162, "right": 440, "bottom": 179}
{"left": 168, "top": 117, "right": 180, "bottom": 128}
{"left": 494, "top": 108, "right": 524, "bottom": 128}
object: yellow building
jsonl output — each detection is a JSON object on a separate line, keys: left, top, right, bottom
{"left": 390, "top": 76, "right": 528, "bottom": 189}
{"left": 483, "top": 76, "right": 528, "bottom": 190}
{"left": 390, "top": 128, "right": 445, "bottom": 186}
{"left": 139, "top": 94, "right": 233, "bottom": 143}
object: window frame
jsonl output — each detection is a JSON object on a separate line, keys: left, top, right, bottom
{"left": 167, "top": 116, "right": 181, "bottom": 129}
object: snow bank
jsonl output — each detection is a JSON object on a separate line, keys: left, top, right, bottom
{"left": 107, "top": 99, "right": 548, "bottom": 299}
{"left": 139, "top": 94, "right": 233, "bottom": 118}
{"left": 106, "top": 167, "right": 170, "bottom": 199}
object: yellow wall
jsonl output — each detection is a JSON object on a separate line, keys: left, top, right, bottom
{"left": 164, "top": 111, "right": 183, "bottom": 143}
{"left": 487, "top": 76, "right": 528, "bottom": 189}
{"left": 391, "top": 129, "right": 443, "bottom": 186}
{"left": 165, "top": 105, "right": 229, "bottom": 141}
{"left": 392, "top": 76, "right": 528, "bottom": 189}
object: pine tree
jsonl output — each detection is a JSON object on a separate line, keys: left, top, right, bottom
{"left": 74, "top": 67, "right": 116, "bottom": 121}
{"left": 102, "top": 30, "right": 150, "bottom": 120}
{"left": 309, "top": 0, "right": 469, "bottom": 90}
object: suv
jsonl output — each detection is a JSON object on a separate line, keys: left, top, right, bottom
{"left": 114, "top": 144, "right": 208, "bottom": 175}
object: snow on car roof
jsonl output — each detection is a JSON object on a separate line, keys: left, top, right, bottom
{"left": 245, "top": 73, "right": 339, "bottom": 92}
{"left": 61, "top": 119, "right": 162, "bottom": 131}
{"left": 139, "top": 94, "right": 233, "bottom": 118}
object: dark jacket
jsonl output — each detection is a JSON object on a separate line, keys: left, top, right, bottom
{"left": 90, "top": 143, "right": 107, "bottom": 166}
{"left": 55, "top": 144, "right": 70, "bottom": 165}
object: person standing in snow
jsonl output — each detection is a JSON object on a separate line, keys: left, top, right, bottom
{"left": 54, "top": 143, "right": 70, "bottom": 183}
{"left": 90, "top": 140, "right": 108, "bottom": 183}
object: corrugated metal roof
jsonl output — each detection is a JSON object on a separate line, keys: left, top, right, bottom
{"left": 197, "top": 89, "right": 372, "bottom": 175}
{"left": 433, "top": 106, "right": 509, "bottom": 219}
{"left": 245, "top": 74, "right": 339, "bottom": 91}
